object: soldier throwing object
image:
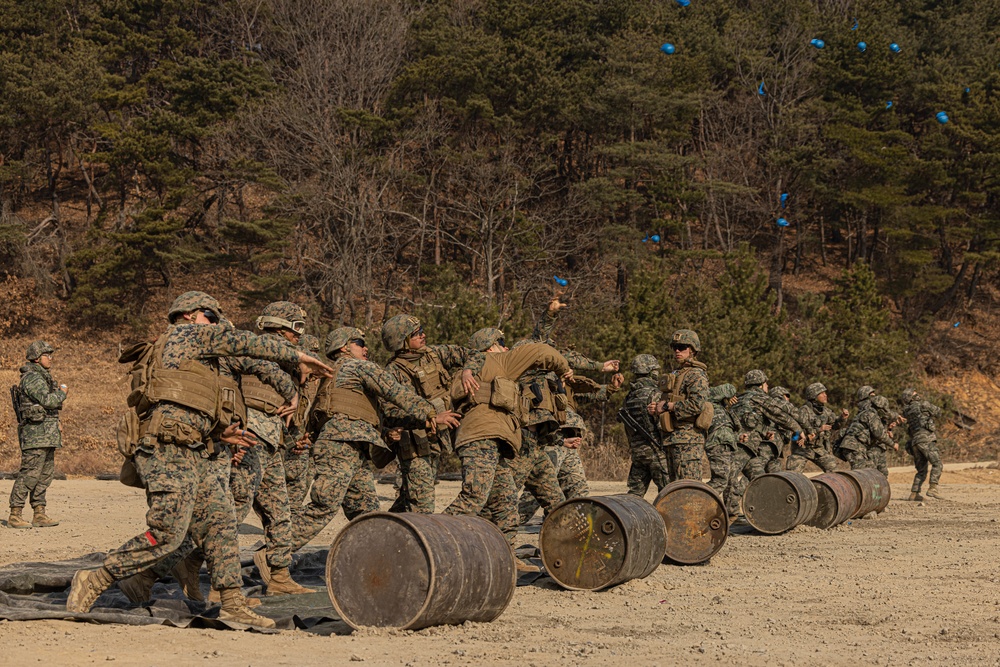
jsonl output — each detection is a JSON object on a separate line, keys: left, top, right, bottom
{"left": 901, "top": 388, "right": 944, "bottom": 500}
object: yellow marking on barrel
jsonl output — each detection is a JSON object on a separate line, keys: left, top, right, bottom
{"left": 575, "top": 512, "right": 595, "bottom": 580}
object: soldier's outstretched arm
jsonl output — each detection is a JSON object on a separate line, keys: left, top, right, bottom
{"left": 864, "top": 410, "right": 895, "bottom": 448}
{"left": 359, "top": 362, "right": 436, "bottom": 421}
{"left": 232, "top": 357, "right": 298, "bottom": 402}
{"left": 498, "top": 343, "right": 571, "bottom": 382}
{"left": 763, "top": 398, "right": 803, "bottom": 434}
{"left": 22, "top": 372, "right": 66, "bottom": 409}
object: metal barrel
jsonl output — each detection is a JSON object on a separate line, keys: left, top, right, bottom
{"left": 540, "top": 494, "right": 666, "bottom": 591}
{"left": 836, "top": 469, "right": 891, "bottom": 518}
{"left": 652, "top": 480, "right": 729, "bottom": 564}
{"left": 325, "top": 512, "right": 516, "bottom": 630}
{"left": 807, "top": 473, "right": 861, "bottom": 529}
{"left": 743, "top": 471, "right": 819, "bottom": 535}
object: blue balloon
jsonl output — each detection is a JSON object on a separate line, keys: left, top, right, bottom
{"left": 810, "top": 39, "right": 825, "bottom": 49}
{"left": 889, "top": 43, "right": 901, "bottom": 53}
{"left": 857, "top": 42, "right": 867, "bottom": 53}
{"left": 660, "top": 43, "right": 676, "bottom": 55}
{"left": 780, "top": 193, "right": 789, "bottom": 208}
{"left": 776, "top": 218, "right": 790, "bottom": 227}
{"left": 885, "top": 100, "right": 893, "bottom": 109}
{"left": 936, "top": 111, "right": 949, "bottom": 124}
{"left": 651, "top": 234, "right": 661, "bottom": 243}
{"left": 757, "top": 81, "right": 766, "bottom": 96}
{"left": 554, "top": 276, "right": 568, "bottom": 287}
{"left": 675, "top": 0, "right": 691, "bottom": 6}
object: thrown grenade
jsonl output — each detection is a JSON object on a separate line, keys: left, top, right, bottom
{"left": 889, "top": 43, "right": 901, "bottom": 53}
{"left": 675, "top": 0, "right": 691, "bottom": 6}
{"left": 780, "top": 193, "right": 789, "bottom": 208}
{"left": 650, "top": 234, "right": 660, "bottom": 242}
{"left": 660, "top": 43, "right": 676, "bottom": 55}
{"left": 810, "top": 39, "right": 825, "bottom": 49}
{"left": 936, "top": 111, "right": 949, "bottom": 124}
{"left": 777, "top": 218, "right": 790, "bottom": 228}
{"left": 554, "top": 275, "right": 568, "bottom": 287}
{"left": 857, "top": 42, "right": 867, "bottom": 53}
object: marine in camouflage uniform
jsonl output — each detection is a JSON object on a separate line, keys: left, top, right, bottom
{"left": 380, "top": 314, "right": 479, "bottom": 514}
{"left": 283, "top": 333, "right": 322, "bottom": 509}
{"left": 787, "top": 382, "right": 844, "bottom": 473}
{"left": 287, "top": 327, "right": 440, "bottom": 553}
{"left": 446, "top": 327, "right": 570, "bottom": 566}
{"left": 901, "top": 388, "right": 944, "bottom": 500}
{"left": 8, "top": 341, "right": 66, "bottom": 529}
{"left": 835, "top": 386, "right": 896, "bottom": 475}
{"left": 649, "top": 330, "right": 710, "bottom": 482}
{"left": 621, "top": 355, "right": 668, "bottom": 497}
{"left": 766, "top": 386, "right": 797, "bottom": 467}
{"left": 67, "top": 292, "right": 330, "bottom": 628}
{"left": 705, "top": 383, "right": 738, "bottom": 505}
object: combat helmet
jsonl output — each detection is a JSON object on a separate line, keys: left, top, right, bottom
{"left": 630, "top": 354, "right": 661, "bottom": 376}
{"left": 325, "top": 327, "right": 366, "bottom": 357}
{"left": 168, "top": 291, "right": 222, "bottom": 324}
{"left": 468, "top": 328, "right": 505, "bottom": 352}
{"left": 25, "top": 341, "right": 54, "bottom": 361}
{"left": 561, "top": 409, "right": 586, "bottom": 437}
{"left": 744, "top": 369, "right": 768, "bottom": 387}
{"left": 900, "top": 388, "right": 918, "bottom": 405}
{"left": 299, "top": 334, "right": 320, "bottom": 354}
{"left": 256, "top": 301, "right": 306, "bottom": 334}
{"left": 805, "top": 382, "right": 827, "bottom": 401}
{"left": 382, "top": 314, "right": 422, "bottom": 354}
{"left": 856, "top": 385, "right": 875, "bottom": 403}
{"left": 670, "top": 329, "right": 701, "bottom": 353}
{"left": 769, "top": 386, "right": 790, "bottom": 400}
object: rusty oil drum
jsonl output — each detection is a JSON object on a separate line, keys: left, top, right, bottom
{"left": 540, "top": 494, "right": 666, "bottom": 591}
{"left": 806, "top": 473, "right": 861, "bottom": 529}
{"left": 652, "top": 480, "right": 728, "bottom": 564}
{"left": 837, "top": 469, "right": 891, "bottom": 518}
{"left": 325, "top": 512, "right": 516, "bottom": 630}
{"left": 743, "top": 471, "right": 818, "bottom": 535}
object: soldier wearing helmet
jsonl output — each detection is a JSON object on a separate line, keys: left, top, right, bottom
{"left": 379, "top": 314, "right": 481, "bottom": 514}
{"left": 8, "top": 341, "right": 67, "bottom": 530}
{"left": 787, "top": 382, "right": 847, "bottom": 474}
{"left": 282, "top": 334, "right": 323, "bottom": 509}
{"left": 704, "top": 383, "right": 739, "bottom": 512}
{"left": 834, "top": 385, "right": 897, "bottom": 473}
{"left": 68, "top": 291, "right": 332, "bottom": 628}
{"left": 900, "top": 388, "right": 944, "bottom": 500}
{"left": 647, "top": 329, "right": 711, "bottom": 481}
{"left": 286, "top": 327, "right": 460, "bottom": 560}
{"left": 620, "top": 354, "right": 668, "bottom": 497}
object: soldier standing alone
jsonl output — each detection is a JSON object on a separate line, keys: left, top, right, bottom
{"left": 901, "top": 388, "right": 944, "bottom": 500}
{"left": 8, "top": 341, "right": 67, "bottom": 529}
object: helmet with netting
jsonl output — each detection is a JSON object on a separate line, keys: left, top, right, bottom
{"left": 856, "top": 385, "right": 875, "bottom": 403}
{"left": 805, "top": 382, "right": 827, "bottom": 401}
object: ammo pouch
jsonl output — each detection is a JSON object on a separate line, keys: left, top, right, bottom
{"left": 658, "top": 410, "right": 674, "bottom": 433}
{"left": 22, "top": 404, "right": 46, "bottom": 424}
{"left": 695, "top": 403, "right": 714, "bottom": 432}
{"left": 119, "top": 458, "right": 144, "bottom": 489}
{"left": 489, "top": 377, "right": 520, "bottom": 414}
{"left": 116, "top": 411, "right": 141, "bottom": 458}
{"left": 218, "top": 376, "right": 246, "bottom": 428}
{"left": 553, "top": 390, "right": 569, "bottom": 423}
{"left": 144, "top": 411, "right": 203, "bottom": 447}
{"left": 397, "top": 429, "right": 434, "bottom": 460}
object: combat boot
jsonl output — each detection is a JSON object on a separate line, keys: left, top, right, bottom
{"left": 31, "top": 506, "right": 59, "bottom": 527}
{"left": 252, "top": 548, "right": 272, "bottom": 584}
{"left": 172, "top": 554, "right": 204, "bottom": 602}
{"left": 516, "top": 558, "right": 540, "bottom": 574}
{"left": 118, "top": 569, "right": 158, "bottom": 604}
{"left": 218, "top": 588, "right": 275, "bottom": 629}
{"left": 926, "top": 484, "right": 944, "bottom": 499}
{"left": 266, "top": 568, "right": 313, "bottom": 596}
{"left": 8, "top": 507, "right": 31, "bottom": 529}
{"left": 66, "top": 566, "right": 115, "bottom": 613}
{"left": 208, "top": 587, "right": 262, "bottom": 608}
{"left": 908, "top": 491, "right": 925, "bottom": 502}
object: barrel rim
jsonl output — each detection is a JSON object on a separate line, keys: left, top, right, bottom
{"left": 540, "top": 495, "right": 633, "bottom": 591}
{"left": 808, "top": 473, "right": 858, "bottom": 529}
{"left": 326, "top": 511, "right": 435, "bottom": 630}
{"left": 652, "top": 480, "right": 729, "bottom": 565}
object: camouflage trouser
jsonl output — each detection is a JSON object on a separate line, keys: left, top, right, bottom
{"left": 728, "top": 445, "right": 768, "bottom": 515}
{"left": 391, "top": 454, "right": 440, "bottom": 514}
{"left": 282, "top": 447, "right": 313, "bottom": 510}
{"left": 703, "top": 442, "right": 734, "bottom": 499}
{"left": 838, "top": 447, "right": 870, "bottom": 471}
{"left": 626, "top": 441, "right": 671, "bottom": 497}
{"left": 786, "top": 445, "right": 840, "bottom": 473}
{"left": 104, "top": 442, "right": 241, "bottom": 591}
{"left": 444, "top": 439, "right": 518, "bottom": 547}
{"left": 9, "top": 447, "right": 56, "bottom": 509}
{"left": 665, "top": 431, "right": 705, "bottom": 482}
{"left": 511, "top": 430, "right": 564, "bottom": 525}
{"left": 866, "top": 446, "right": 890, "bottom": 478}
{"left": 910, "top": 438, "right": 942, "bottom": 492}
{"left": 232, "top": 445, "right": 293, "bottom": 569}
{"left": 558, "top": 449, "right": 589, "bottom": 499}
{"left": 289, "top": 438, "right": 379, "bottom": 553}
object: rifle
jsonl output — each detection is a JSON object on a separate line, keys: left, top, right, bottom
{"left": 617, "top": 408, "right": 660, "bottom": 449}
{"left": 9, "top": 385, "right": 23, "bottom": 425}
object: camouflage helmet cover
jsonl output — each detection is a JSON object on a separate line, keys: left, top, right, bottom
{"left": 257, "top": 301, "right": 307, "bottom": 334}
{"left": 805, "top": 382, "right": 827, "bottom": 401}
{"left": 326, "top": 327, "right": 366, "bottom": 356}
{"left": 25, "top": 340, "right": 54, "bottom": 361}
{"left": 900, "top": 388, "right": 918, "bottom": 405}
{"left": 382, "top": 314, "right": 422, "bottom": 354}
{"left": 168, "top": 291, "right": 223, "bottom": 323}
{"left": 670, "top": 329, "right": 701, "bottom": 353}
{"left": 299, "top": 334, "right": 320, "bottom": 354}
{"left": 856, "top": 385, "right": 876, "bottom": 403}
{"left": 630, "top": 354, "right": 661, "bottom": 375}
{"left": 744, "top": 369, "right": 768, "bottom": 387}
{"left": 769, "top": 386, "right": 790, "bottom": 400}
{"left": 561, "top": 409, "right": 586, "bottom": 434}
{"left": 468, "top": 327, "right": 505, "bottom": 352}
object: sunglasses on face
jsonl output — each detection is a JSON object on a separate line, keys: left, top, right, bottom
{"left": 411, "top": 328, "right": 425, "bottom": 338}
{"left": 203, "top": 309, "right": 220, "bottom": 324}
{"left": 496, "top": 337, "right": 506, "bottom": 348}
{"left": 671, "top": 344, "right": 690, "bottom": 352}
{"left": 349, "top": 339, "right": 367, "bottom": 348}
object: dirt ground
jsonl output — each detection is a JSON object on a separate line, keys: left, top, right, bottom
{"left": 1, "top": 466, "right": 999, "bottom": 666}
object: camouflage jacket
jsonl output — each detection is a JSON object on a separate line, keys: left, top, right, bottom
{"left": 663, "top": 360, "right": 710, "bottom": 431}
{"left": 241, "top": 330, "right": 300, "bottom": 449}
{"left": 311, "top": 356, "right": 434, "bottom": 447}
{"left": 798, "top": 400, "right": 846, "bottom": 451}
{"left": 731, "top": 387, "right": 802, "bottom": 455}
{"left": 150, "top": 323, "right": 302, "bottom": 446}
{"left": 621, "top": 376, "right": 661, "bottom": 451}
{"left": 838, "top": 400, "right": 894, "bottom": 452}
{"left": 16, "top": 362, "right": 66, "bottom": 450}
{"left": 903, "top": 400, "right": 941, "bottom": 446}
{"left": 706, "top": 385, "right": 737, "bottom": 449}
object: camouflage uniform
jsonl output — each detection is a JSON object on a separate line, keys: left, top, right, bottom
{"left": 901, "top": 389, "right": 943, "bottom": 495}
{"left": 9, "top": 341, "right": 66, "bottom": 516}
{"left": 787, "top": 382, "right": 844, "bottom": 473}
{"left": 381, "top": 314, "right": 479, "bottom": 513}
{"left": 283, "top": 334, "right": 321, "bottom": 509}
{"left": 622, "top": 365, "right": 668, "bottom": 496}
{"left": 705, "top": 384, "right": 738, "bottom": 502}
{"left": 836, "top": 387, "right": 895, "bottom": 475}
{"left": 510, "top": 426, "right": 565, "bottom": 524}
{"left": 658, "top": 330, "right": 710, "bottom": 482}
{"left": 289, "top": 328, "right": 435, "bottom": 553}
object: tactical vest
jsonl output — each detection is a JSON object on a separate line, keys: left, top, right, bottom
{"left": 241, "top": 374, "right": 285, "bottom": 415}
{"left": 121, "top": 335, "right": 222, "bottom": 421}
{"left": 658, "top": 364, "right": 713, "bottom": 432}
{"left": 465, "top": 377, "right": 530, "bottom": 426}
{"left": 392, "top": 350, "right": 453, "bottom": 412}
{"left": 622, "top": 380, "right": 660, "bottom": 444}
{"left": 313, "top": 359, "right": 379, "bottom": 426}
